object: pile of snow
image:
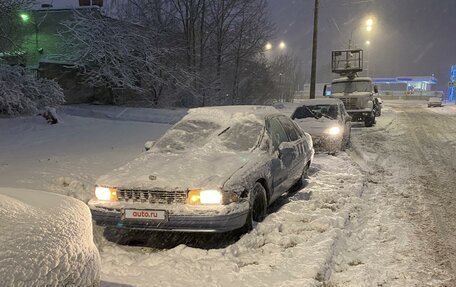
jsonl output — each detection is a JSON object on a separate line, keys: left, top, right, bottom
{"left": 63, "top": 104, "right": 188, "bottom": 124}
{"left": 98, "top": 154, "right": 365, "bottom": 287}
{"left": 428, "top": 104, "right": 456, "bottom": 115}
{"left": 0, "top": 188, "right": 100, "bottom": 286}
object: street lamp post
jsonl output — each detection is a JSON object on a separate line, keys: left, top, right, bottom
{"left": 309, "top": 0, "right": 319, "bottom": 99}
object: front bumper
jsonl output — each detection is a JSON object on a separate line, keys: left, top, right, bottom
{"left": 312, "top": 136, "right": 342, "bottom": 153}
{"left": 89, "top": 202, "right": 249, "bottom": 233}
{"left": 347, "top": 109, "right": 373, "bottom": 122}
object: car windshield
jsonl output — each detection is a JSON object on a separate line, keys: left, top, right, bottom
{"left": 293, "top": 105, "right": 339, "bottom": 120}
{"left": 153, "top": 118, "right": 263, "bottom": 152}
{"left": 332, "top": 81, "right": 372, "bottom": 93}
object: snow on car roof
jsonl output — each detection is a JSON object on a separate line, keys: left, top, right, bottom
{"left": 188, "top": 105, "right": 280, "bottom": 122}
{"left": 189, "top": 105, "right": 279, "bottom": 116}
{"left": 299, "top": 98, "right": 343, "bottom": 106}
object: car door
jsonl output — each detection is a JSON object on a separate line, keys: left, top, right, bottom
{"left": 278, "top": 116, "right": 306, "bottom": 186}
{"left": 266, "top": 116, "right": 293, "bottom": 200}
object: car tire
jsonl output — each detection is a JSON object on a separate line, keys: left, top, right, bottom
{"left": 341, "top": 130, "right": 351, "bottom": 151}
{"left": 297, "top": 161, "right": 310, "bottom": 186}
{"left": 364, "top": 114, "right": 375, "bottom": 127}
{"left": 243, "top": 182, "right": 268, "bottom": 232}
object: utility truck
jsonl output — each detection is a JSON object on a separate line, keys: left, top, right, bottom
{"left": 324, "top": 49, "right": 379, "bottom": 127}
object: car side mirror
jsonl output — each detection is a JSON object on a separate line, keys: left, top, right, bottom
{"left": 144, "top": 140, "right": 156, "bottom": 151}
{"left": 278, "top": 142, "right": 295, "bottom": 160}
{"left": 374, "top": 85, "right": 379, "bottom": 94}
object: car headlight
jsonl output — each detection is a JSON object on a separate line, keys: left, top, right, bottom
{"left": 95, "top": 186, "right": 118, "bottom": 201}
{"left": 324, "top": 126, "right": 341, "bottom": 136}
{"left": 187, "top": 189, "right": 223, "bottom": 205}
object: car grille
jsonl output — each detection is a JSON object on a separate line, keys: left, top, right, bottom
{"left": 117, "top": 189, "right": 187, "bottom": 204}
{"left": 341, "top": 98, "right": 358, "bottom": 110}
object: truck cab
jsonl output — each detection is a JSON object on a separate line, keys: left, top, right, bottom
{"left": 330, "top": 77, "right": 379, "bottom": 127}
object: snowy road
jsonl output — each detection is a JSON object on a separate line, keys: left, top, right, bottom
{"left": 328, "top": 101, "right": 455, "bottom": 286}
{"left": 2, "top": 102, "right": 456, "bottom": 286}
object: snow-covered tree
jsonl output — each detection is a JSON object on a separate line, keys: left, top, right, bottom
{"left": 0, "top": 0, "right": 64, "bottom": 116}
{"left": 59, "top": 8, "right": 197, "bottom": 107}
{"left": 269, "top": 54, "right": 302, "bottom": 102}
{"left": 0, "top": 62, "right": 64, "bottom": 115}
{"left": 61, "top": 0, "right": 275, "bottom": 107}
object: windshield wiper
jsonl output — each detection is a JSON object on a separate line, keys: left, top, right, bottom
{"left": 218, "top": 127, "right": 231, "bottom": 136}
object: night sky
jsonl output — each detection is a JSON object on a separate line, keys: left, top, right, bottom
{"left": 268, "top": 0, "right": 456, "bottom": 89}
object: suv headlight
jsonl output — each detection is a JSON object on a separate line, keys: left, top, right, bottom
{"left": 324, "top": 126, "right": 341, "bottom": 136}
{"left": 95, "top": 186, "right": 118, "bottom": 201}
{"left": 187, "top": 189, "right": 223, "bottom": 205}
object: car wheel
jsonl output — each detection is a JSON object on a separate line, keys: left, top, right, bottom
{"left": 341, "top": 129, "right": 351, "bottom": 151}
{"left": 243, "top": 182, "right": 268, "bottom": 232}
{"left": 364, "top": 114, "right": 375, "bottom": 127}
{"left": 296, "top": 161, "right": 311, "bottom": 186}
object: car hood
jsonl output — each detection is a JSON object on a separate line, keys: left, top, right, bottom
{"left": 294, "top": 117, "right": 341, "bottom": 137}
{"left": 96, "top": 149, "right": 254, "bottom": 190}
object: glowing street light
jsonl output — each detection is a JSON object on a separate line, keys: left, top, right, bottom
{"left": 19, "top": 12, "right": 30, "bottom": 23}
{"left": 265, "top": 42, "right": 272, "bottom": 50}
{"left": 365, "top": 40, "right": 371, "bottom": 46}
{"left": 279, "top": 41, "right": 286, "bottom": 50}
{"left": 349, "top": 16, "right": 375, "bottom": 48}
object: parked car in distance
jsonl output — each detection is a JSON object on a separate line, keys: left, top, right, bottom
{"left": 291, "top": 98, "right": 352, "bottom": 154}
{"left": 89, "top": 106, "right": 314, "bottom": 234}
{"left": 428, "top": 97, "right": 443, "bottom": 108}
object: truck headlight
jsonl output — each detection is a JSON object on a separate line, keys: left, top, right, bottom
{"left": 187, "top": 189, "right": 223, "bottom": 205}
{"left": 95, "top": 186, "right": 118, "bottom": 201}
{"left": 324, "top": 126, "right": 341, "bottom": 136}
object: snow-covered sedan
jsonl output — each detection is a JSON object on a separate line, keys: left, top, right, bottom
{"left": 89, "top": 106, "right": 314, "bottom": 233}
{"left": 291, "top": 98, "right": 351, "bottom": 154}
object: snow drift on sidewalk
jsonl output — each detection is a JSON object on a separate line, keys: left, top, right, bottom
{"left": 0, "top": 188, "right": 101, "bottom": 287}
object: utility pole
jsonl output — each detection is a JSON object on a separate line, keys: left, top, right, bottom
{"left": 309, "top": 0, "right": 319, "bottom": 99}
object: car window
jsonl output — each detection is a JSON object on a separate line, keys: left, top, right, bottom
{"left": 267, "top": 117, "right": 289, "bottom": 151}
{"left": 292, "top": 106, "right": 315, "bottom": 119}
{"left": 154, "top": 119, "right": 221, "bottom": 152}
{"left": 332, "top": 81, "right": 373, "bottom": 93}
{"left": 217, "top": 120, "right": 264, "bottom": 151}
{"left": 278, "top": 117, "right": 299, "bottom": 142}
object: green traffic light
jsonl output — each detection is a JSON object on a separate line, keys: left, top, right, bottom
{"left": 20, "top": 13, "right": 30, "bottom": 23}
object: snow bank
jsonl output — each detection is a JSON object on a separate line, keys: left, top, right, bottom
{"left": 0, "top": 188, "right": 100, "bottom": 287}
{"left": 427, "top": 104, "right": 456, "bottom": 115}
{"left": 0, "top": 114, "right": 171, "bottom": 203}
{"left": 98, "top": 154, "right": 365, "bottom": 287}
{"left": 63, "top": 104, "right": 188, "bottom": 124}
